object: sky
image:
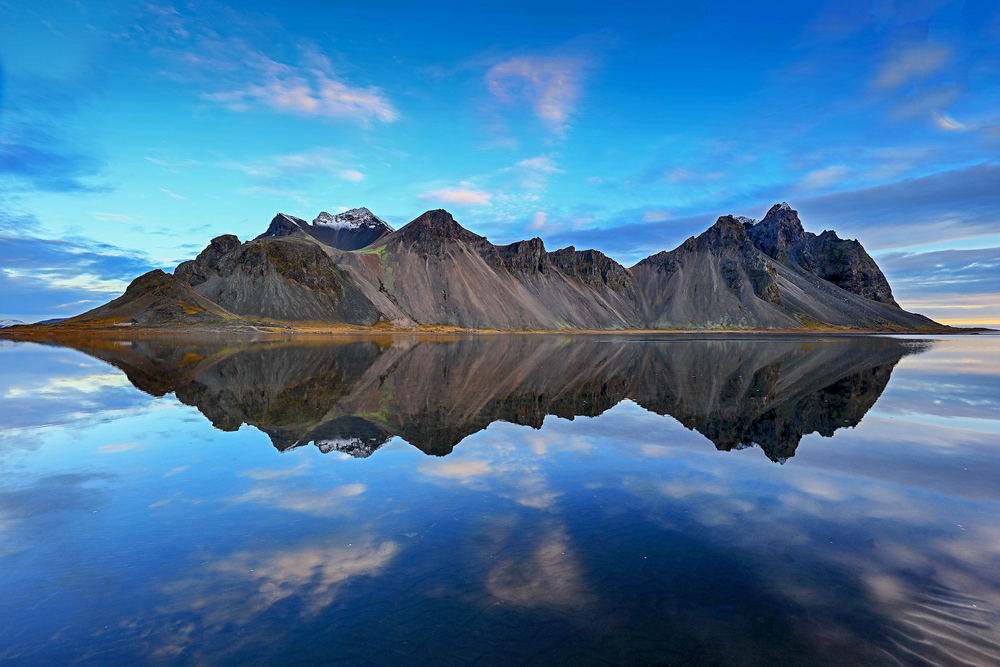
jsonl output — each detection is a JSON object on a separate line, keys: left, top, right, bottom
{"left": 1, "top": 0, "right": 998, "bottom": 325}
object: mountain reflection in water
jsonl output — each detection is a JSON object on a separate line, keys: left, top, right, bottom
{"left": 65, "top": 335, "right": 924, "bottom": 462}
{"left": 6, "top": 335, "right": 1000, "bottom": 666}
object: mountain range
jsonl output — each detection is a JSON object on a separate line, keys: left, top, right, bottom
{"left": 6, "top": 202, "right": 950, "bottom": 332}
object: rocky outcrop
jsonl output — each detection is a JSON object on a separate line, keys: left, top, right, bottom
{"left": 57, "top": 269, "right": 249, "bottom": 328}
{"left": 747, "top": 202, "right": 897, "bottom": 306}
{"left": 631, "top": 216, "right": 793, "bottom": 329}
{"left": 176, "top": 237, "right": 384, "bottom": 325}
{"left": 258, "top": 213, "right": 310, "bottom": 240}
{"left": 333, "top": 209, "right": 643, "bottom": 330}
{"left": 394, "top": 208, "right": 487, "bottom": 250}
{"left": 481, "top": 238, "right": 549, "bottom": 274}
{"left": 747, "top": 202, "right": 805, "bottom": 261}
{"left": 792, "top": 230, "right": 898, "bottom": 306}
{"left": 547, "top": 246, "right": 636, "bottom": 291}
{"left": 174, "top": 234, "right": 241, "bottom": 286}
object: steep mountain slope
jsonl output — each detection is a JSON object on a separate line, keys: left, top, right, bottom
{"left": 746, "top": 202, "right": 897, "bottom": 305}
{"left": 176, "top": 235, "right": 384, "bottom": 325}
{"left": 333, "top": 209, "right": 643, "bottom": 329}
{"left": 631, "top": 216, "right": 798, "bottom": 329}
{"left": 738, "top": 203, "right": 936, "bottom": 328}
{"left": 53, "top": 270, "right": 252, "bottom": 328}
{"left": 767, "top": 261, "right": 937, "bottom": 329}
{"left": 630, "top": 208, "right": 941, "bottom": 330}
{"left": 257, "top": 207, "right": 393, "bottom": 251}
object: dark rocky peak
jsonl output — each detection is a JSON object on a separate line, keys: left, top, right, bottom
{"left": 260, "top": 213, "right": 310, "bottom": 238}
{"left": 764, "top": 201, "right": 796, "bottom": 220}
{"left": 548, "top": 246, "right": 634, "bottom": 291}
{"left": 313, "top": 207, "right": 394, "bottom": 232}
{"left": 207, "top": 234, "right": 241, "bottom": 254}
{"left": 793, "top": 229, "right": 899, "bottom": 306}
{"left": 749, "top": 202, "right": 807, "bottom": 260}
{"left": 125, "top": 269, "right": 173, "bottom": 295}
{"left": 396, "top": 209, "right": 486, "bottom": 247}
{"left": 736, "top": 215, "right": 757, "bottom": 230}
{"left": 641, "top": 215, "right": 749, "bottom": 261}
{"left": 703, "top": 215, "right": 751, "bottom": 246}
{"left": 631, "top": 216, "right": 781, "bottom": 305}
{"left": 174, "top": 234, "right": 242, "bottom": 286}
{"left": 670, "top": 215, "right": 754, "bottom": 255}
{"left": 631, "top": 248, "right": 670, "bottom": 271}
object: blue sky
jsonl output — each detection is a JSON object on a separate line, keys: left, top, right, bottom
{"left": 1, "top": 0, "right": 998, "bottom": 324}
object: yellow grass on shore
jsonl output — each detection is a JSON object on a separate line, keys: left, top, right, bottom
{"left": 0, "top": 319, "right": 976, "bottom": 343}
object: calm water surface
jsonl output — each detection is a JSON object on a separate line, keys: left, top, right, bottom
{"left": 0, "top": 334, "right": 998, "bottom": 666}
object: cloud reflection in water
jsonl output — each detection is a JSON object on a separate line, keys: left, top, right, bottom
{"left": 0, "top": 336, "right": 998, "bottom": 665}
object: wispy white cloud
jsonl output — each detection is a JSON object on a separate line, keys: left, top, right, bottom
{"left": 798, "top": 165, "right": 851, "bottom": 191}
{"left": 97, "top": 442, "right": 138, "bottom": 454}
{"left": 142, "top": 147, "right": 366, "bottom": 203}
{"left": 418, "top": 187, "right": 493, "bottom": 207}
{"left": 92, "top": 212, "right": 139, "bottom": 225}
{"left": 643, "top": 210, "right": 672, "bottom": 223}
{"left": 204, "top": 51, "right": 397, "bottom": 124}
{"left": 892, "top": 84, "right": 965, "bottom": 121}
{"left": 516, "top": 155, "right": 561, "bottom": 174}
{"left": 664, "top": 168, "right": 693, "bottom": 182}
{"left": 159, "top": 187, "right": 186, "bottom": 200}
{"left": 501, "top": 154, "right": 563, "bottom": 190}
{"left": 876, "top": 246, "right": 1000, "bottom": 299}
{"left": 662, "top": 168, "right": 726, "bottom": 183}
{"left": 930, "top": 110, "right": 1000, "bottom": 135}
{"left": 144, "top": 156, "right": 201, "bottom": 168}
{"left": 872, "top": 42, "right": 952, "bottom": 90}
{"left": 410, "top": 155, "right": 565, "bottom": 226}
{"left": 933, "top": 112, "right": 966, "bottom": 131}
{"left": 222, "top": 148, "right": 366, "bottom": 185}
{"left": 528, "top": 211, "right": 548, "bottom": 231}
{"left": 487, "top": 56, "right": 588, "bottom": 135}
{"left": 135, "top": 4, "right": 396, "bottom": 125}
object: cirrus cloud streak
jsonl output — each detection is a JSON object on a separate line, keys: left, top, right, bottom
{"left": 418, "top": 187, "right": 493, "bottom": 207}
{"left": 134, "top": 4, "right": 396, "bottom": 125}
{"left": 487, "top": 56, "right": 589, "bottom": 135}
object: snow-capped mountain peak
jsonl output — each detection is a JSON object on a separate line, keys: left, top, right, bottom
{"left": 313, "top": 207, "right": 393, "bottom": 231}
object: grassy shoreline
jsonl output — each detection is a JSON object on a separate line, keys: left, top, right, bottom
{"left": 0, "top": 322, "right": 989, "bottom": 342}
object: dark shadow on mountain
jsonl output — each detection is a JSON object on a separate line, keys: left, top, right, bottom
{"left": 54, "top": 335, "right": 930, "bottom": 461}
